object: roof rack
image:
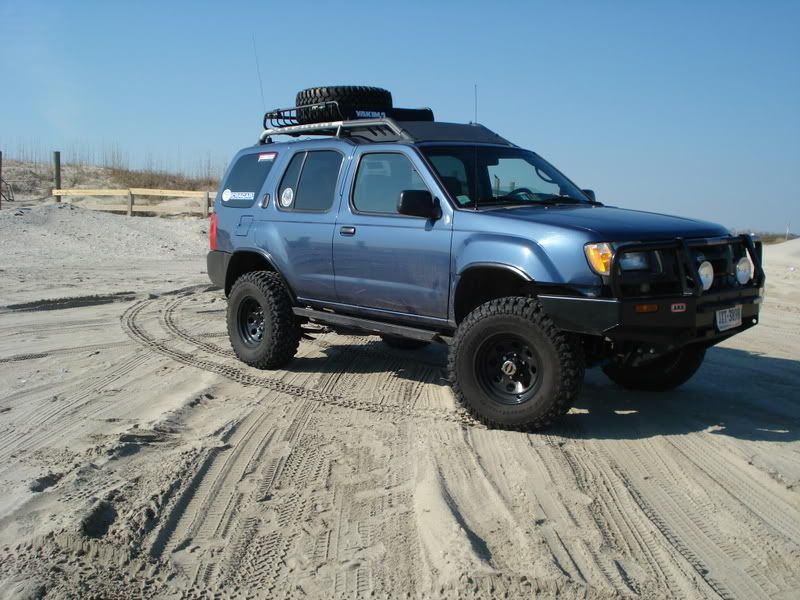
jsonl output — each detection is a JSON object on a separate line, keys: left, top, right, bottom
{"left": 260, "top": 99, "right": 442, "bottom": 143}
{"left": 258, "top": 100, "right": 515, "bottom": 146}
{"left": 259, "top": 118, "right": 411, "bottom": 144}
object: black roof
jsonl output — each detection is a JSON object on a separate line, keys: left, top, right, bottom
{"left": 393, "top": 121, "right": 514, "bottom": 145}
{"left": 259, "top": 118, "right": 514, "bottom": 146}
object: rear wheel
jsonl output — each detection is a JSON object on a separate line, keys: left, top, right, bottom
{"left": 602, "top": 346, "right": 706, "bottom": 391}
{"left": 449, "top": 297, "right": 584, "bottom": 430}
{"left": 227, "top": 271, "right": 300, "bottom": 369}
{"left": 380, "top": 335, "right": 430, "bottom": 350}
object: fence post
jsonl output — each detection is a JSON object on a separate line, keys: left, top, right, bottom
{"left": 127, "top": 190, "right": 134, "bottom": 216}
{"left": 53, "top": 151, "right": 61, "bottom": 202}
{"left": 204, "top": 191, "right": 210, "bottom": 217}
{"left": 0, "top": 150, "right": 3, "bottom": 210}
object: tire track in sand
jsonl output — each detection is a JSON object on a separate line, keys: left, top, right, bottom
{"left": 152, "top": 406, "right": 282, "bottom": 585}
{"left": 123, "top": 298, "right": 472, "bottom": 427}
{"left": 194, "top": 400, "right": 320, "bottom": 597}
{"left": 161, "top": 294, "right": 446, "bottom": 370}
{"left": 598, "top": 435, "right": 771, "bottom": 600}
{"left": 0, "top": 350, "right": 150, "bottom": 464}
{"left": 540, "top": 430, "right": 711, "bottom": 599}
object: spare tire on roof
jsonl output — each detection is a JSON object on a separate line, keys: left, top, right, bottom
{"left": 295, "top": 86, "right": 393, "bottom": 124}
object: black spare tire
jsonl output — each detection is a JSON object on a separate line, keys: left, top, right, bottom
{"left": 295, "top": 86, "right": 393, "bottom": 124}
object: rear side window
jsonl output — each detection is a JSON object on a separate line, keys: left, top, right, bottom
{"left": 278, "top": 154, "right": 304, "bottom": 208}
{"left": 277, "top": 150, "right": 343, "bottom": 212}
{"left": 221, "top": 152, "right": 276, "bottom": 208}
{"left": 352, "top": 153, "right": 428, "bottom": 214}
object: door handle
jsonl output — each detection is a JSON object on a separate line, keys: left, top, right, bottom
{"left": 339, "top": 226, "right": 356, "bottom": 236}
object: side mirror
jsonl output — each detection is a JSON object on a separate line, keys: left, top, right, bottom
{"left": 581, "top": 189, "right": 596, "bottom": 202}
{"left": 398, "top": 190, "right": 440, "bottom": 219}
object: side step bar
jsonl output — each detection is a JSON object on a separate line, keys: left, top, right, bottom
{"left": 292, "top": 307, "right": 450, "bottom": 344}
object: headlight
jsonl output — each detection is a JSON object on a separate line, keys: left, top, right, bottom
{"left": 584, "top": 243, "right": 613, "bottom": 275}
{"left": 619, "top": 252, "right": 649, "bottom": 271}
{"left": 735, "top": 256, "right": 752, "bottom": 285}
{"left": 698, "top": 260, "right": 714, "bottom": 290}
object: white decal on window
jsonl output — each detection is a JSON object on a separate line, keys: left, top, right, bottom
{"left": 230, "top": 192, "right": 255, "bottom": 200}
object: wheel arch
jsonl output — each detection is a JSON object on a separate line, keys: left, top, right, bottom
{"left": 225, "top": 249, "right": 294, "bottom": 299}
{"left": 452, "top": 263, "right": 537, "bottom": 324}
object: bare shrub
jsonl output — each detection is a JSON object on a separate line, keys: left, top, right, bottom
{"left": 109, "top": 167, "right": 217, "bottom": 191}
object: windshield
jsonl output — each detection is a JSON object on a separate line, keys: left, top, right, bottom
{"left": 421, "top": 145, "right": 589, "bottom": 208}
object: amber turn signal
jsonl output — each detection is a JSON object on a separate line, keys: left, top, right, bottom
{"left": 584, "top": 242, "right": 613, "bottom": 275}
{"left": 634, "top": 303, "right": 659, "bottom": 313}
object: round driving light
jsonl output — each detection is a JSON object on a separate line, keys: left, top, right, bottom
{"left": 698, "top": 261, "right": 714, "bottom": 291}
{"left": 735, "top": 256, "right": 752, "bottom": 285}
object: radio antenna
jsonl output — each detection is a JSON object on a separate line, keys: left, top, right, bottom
{"left": 252, "top": 33, "right": 266, "bottom": 112}
{"left": 473, "top": 83, "right": 478, "bottom": 123}
{"left": 473, "top": 83, "right": 479, "bottom": 210}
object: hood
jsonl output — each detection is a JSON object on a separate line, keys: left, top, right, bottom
{"left": 477, "top": 204, "right": 729, "bottom": 241}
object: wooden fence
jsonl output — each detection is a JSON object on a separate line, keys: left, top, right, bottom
{"left": 51, "top": 188, "right": 216, "bottom": 216}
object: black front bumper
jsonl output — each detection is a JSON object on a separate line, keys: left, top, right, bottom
{"left": 539, "top": 234, "right": 765, "bottom": 351}
{"left": 540, "top": 287, "right": 762, "bottom": 349}
{"left": 207, "top": 250, "right": 230, "bottom": 290}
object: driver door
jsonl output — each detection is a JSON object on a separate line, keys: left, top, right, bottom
{"left": 332, "top": 147, "right": 453, "bottom": 321}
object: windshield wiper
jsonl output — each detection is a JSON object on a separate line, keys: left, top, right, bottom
{"left": 541, "top": 195, "right": 584, "bottom": 204}
{"left": 542, "top": 194, "right": 604, "bottom": 206}
{"left": 471, "top": 194, "right": 602, "bottom": 208}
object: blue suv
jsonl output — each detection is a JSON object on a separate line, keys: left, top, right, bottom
{"left": 207, "top": 86, "right": 765, "bottom": 430}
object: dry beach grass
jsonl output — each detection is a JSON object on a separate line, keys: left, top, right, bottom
{"left": 0, "top": 204, "right": 798, "bottom": 599}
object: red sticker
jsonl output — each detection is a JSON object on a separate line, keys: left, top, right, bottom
{"left": 671, "top": 303, "right": 687, "bottom": 313}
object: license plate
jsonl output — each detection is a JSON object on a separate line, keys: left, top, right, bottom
{"left": 716, "top": 305, "right": 742, "bottom": 332}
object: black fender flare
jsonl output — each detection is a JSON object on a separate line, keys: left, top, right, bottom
{"left": 225, "top": 248, "right": 295, "bottom": 299}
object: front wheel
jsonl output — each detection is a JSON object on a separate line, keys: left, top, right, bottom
{"left": 448, "top": 297, "right": 584, "bottom": 430}
{"left": 602, "top": 346, "right": 706, "bottom": 391}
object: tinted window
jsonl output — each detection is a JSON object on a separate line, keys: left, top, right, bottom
{"left": 428, "top": 154, "right": 470, "bottom": 205}
{"left": 278, "top": 153, "right": 304, "bottom": 209}
{"left": 422, "top": 146, "right": 588, "bottom": 208}
{"left": 488, "top": 157, "right": 560, "bottom": 197}
{"left": 295, "top": 151, "right": 343, "bottom": 211}
{"left": 277, "top": 151, "right": 343, "bottom": 211}
{"left": 353, "top": 153, "right": 427, "bottom": 214}
{"left": 221, "top": 152, "right": 277, "bottom": 208}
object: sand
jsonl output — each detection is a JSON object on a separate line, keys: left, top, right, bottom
{"left": 0, "top": 205, "right": 798, "bottom": 599}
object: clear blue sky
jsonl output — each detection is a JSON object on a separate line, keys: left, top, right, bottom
{"left": 2, "top": 0, "right": 798, "bottom": 232}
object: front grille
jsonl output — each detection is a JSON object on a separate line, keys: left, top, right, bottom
{"left": 612, "top": 236, "right": 762, "bottom": 299}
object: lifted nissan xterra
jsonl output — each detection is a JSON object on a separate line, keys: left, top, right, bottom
{"left": 207, "top": 86, "right": 765, "bottom": 430}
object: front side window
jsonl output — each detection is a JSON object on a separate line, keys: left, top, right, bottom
{"left": 428, "top": 154, "right": 470, "bottom": 205}
{"left": 277, "top": 150, "right": 343, "bottom": 211}
{"left": 221, "top": 152, "right": 277, "bottom": 208}
{"left": 352, "top": 153, "right": 428, "bottom": 214}
{"left": 422, "top": 146, "right": 588, "bottom": 208}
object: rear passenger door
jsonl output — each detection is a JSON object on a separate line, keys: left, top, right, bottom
{"left": 254, "top": 148, "right": 345, "bottom": 303}
{"left": 333, "top": 147, "right": 453, "bottom": 321}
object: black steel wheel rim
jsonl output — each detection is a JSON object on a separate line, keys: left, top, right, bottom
{"left": 475, "top": 333, "right": 541, "bottom": 405}
{"left": 237, "top": 297, "right": 265, "bottom": 347}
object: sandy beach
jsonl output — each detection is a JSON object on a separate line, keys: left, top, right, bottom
{"left": 1, "top": 204, "right": 798, "bottom": 599}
